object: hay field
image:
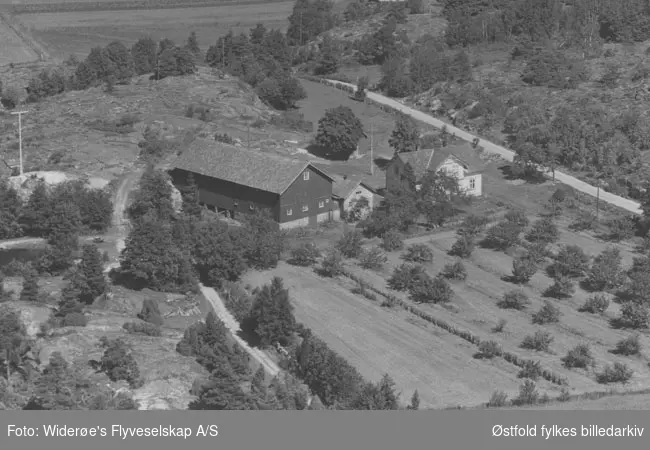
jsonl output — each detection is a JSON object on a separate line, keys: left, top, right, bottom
{"left": 243, "top": 262, "right": 532, "bottom": 409}
{"left": 0, "top": 17, "right": 38, "bottom": 64}
{"left": 16, "top": 1, "right": 293, "bottom": 57}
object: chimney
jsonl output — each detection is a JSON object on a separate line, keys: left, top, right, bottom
{"left": 343, "top": 175, "right": 347, "bottom": 180}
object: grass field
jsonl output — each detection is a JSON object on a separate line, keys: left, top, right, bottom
{"left": 0, "top": 16, "right": 38, "bottom": 64}
{"left": 15, "top": 1, "right": 293, "bottom": 57}
{"left": 242, "top": 262, "right": 531, "bottom": 409}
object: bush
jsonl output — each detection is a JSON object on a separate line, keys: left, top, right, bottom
{"left": 123, "top": 321, "right": 162, "bottom": 336}
{"left": 552, "top": 245, "right": 590, "bottom": 278}
{"left": 358, "top": 246, "right": 387, "bottom": 270}
{"left": 137, "top": 298, "right": 163, "bottom": 326}
{"left": 545, "top": 275, "right": 575, "bottom": 299}
{"left": 596, "top": 362, "right": 633, "bottom": 384}
{"left": 319, "top": 249, "right": 344, "bottom": 277}
{"left": 458, "top": 214, "right": 489, "bottom": 237}
{"left": 570, "top": 210, "right": 596, "bottom": 231}
{"left": 336, "top": 231, "right": 364, "bottom": 258}
{"left": 408, "top": 274, "right": 453, "bottom": 304}
{"left": 387, "top": 263, "right": 425, "bottom": 291}
{"left": 504, "top": 209, "right": 529, "bottom": 227}
{"left": 562, "top": 344, "right": 594, "bottom": 369}
{"left": 482, "top": 222, "right": 523, "bottom": 250}
{"left": 487, "top": 390, "right": 508, "bottom": 408}
{"left": 521, "top": 50, "right": 587, "bottom": 89}
{"left": 402, "top": 243, "right": 434, "bottom": 263}
{"left": 477, "top": 340, "right": 501, "bottom": 359}
{"left": 449, "top": 235, "right": 475, "bottom": 258}
{"left": 521, "top": 331, "right": 554, "bottom": 352}
{"left": 498, "top": 290, "right": 530, "bottom": 310}
{"left": 492, "top": 318, "right": 507, "bottom": 333}
{"left": 526, "top": 217, "right": 559, "bottom": 244}
{"left": 513, "top": 380, "right": 539, "bottom": 405}
{"left": 617, "top": 302, "right": 650, "bottom": 329}
{"left": 441, "top": 261, "right": 467, "bottom": 281}
{"left": 511, "top": 256, "right": 537, "bottom": 283}
{"left": 381, "top": 229, "right": 404, "bottom": 251}
{"left": 607, "top": 216, "right": 636, "bottom": 242}
{"left": 587, "top": 247, "right": 625, "bottom": 291}
{"left": 289, "top": 243, "right": 321, "bottom": 266}
{"left": 518, "top": 360, "right": 542, "bottom": 380}
{"left": 580, "top": 294, "right": 610, "bottom": 313}
{"left": 532, "top": 300, "right": 562, "bottom": 324}
{"left": 613, "top": 334, "right": 641, "bottom": 356}
{"left": 221, "top": 281, "right": 254, "bottom": 323}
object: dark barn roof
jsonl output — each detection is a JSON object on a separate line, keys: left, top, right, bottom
{"left": 172, "top": 139, "right": 334, "bottom": 194}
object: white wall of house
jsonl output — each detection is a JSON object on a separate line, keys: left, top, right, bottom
{"left": 459, "top": 174, "right": 482, "bottom": 196}
{"left": 343, "top": 184, "right": 375, "bottom": 213}
{"left": 437, "top": 158, "right": 466, "bottom": 179}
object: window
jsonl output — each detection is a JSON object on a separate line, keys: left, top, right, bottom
{"left": 318, "top": 200, "right": 324, "bottom": 208}
{"left": 286, "top": 208, "right": 292, "bottom": 216}
{"left": 469, "top": 178, "right": 476, "bottom": 190}
{"left": 302, "top": 205, "right": 309, "bottom": 212}
{"left": 303, "top": 171, "right": 309, "bottom": 180}
{"left": 355, "top": 190, "right": 362, "bottom": 195}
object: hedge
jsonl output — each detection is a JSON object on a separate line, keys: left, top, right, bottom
{"left": 339, "top": 267, "right": 569, "bottom": 386}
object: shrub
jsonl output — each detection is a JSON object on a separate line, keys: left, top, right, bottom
{"left": 526, "top": 217, "right": 559, "bottom": 244}
{"left": 358, "top": 246, "right": 387, "bottom": 270}
{"left": 562, "top": 344, "right": 594, "bottom": 369}
{"left": 487, "top": 390, "right": 508, "bottom": 408}
{"left": 387, "top": 263, "right": 425, "bottom": 291}
{"left": 477, "top": 340, "right": 501, "bottom": 359}
{"left": 458, "top": 214, "right": 489, "bottom": 237}
{"left": 532, "top": 300, "right": 562, "bottom": 324}
{"left": 441, "top": 261, "right": 467, "bottom": 281}
{"left": 123, "top": 321, "right": 162, "bottom": 336}
{"left": 521, "top": 50, "right": 587, "bottom": 89}
{"left": 513, "top": 380, "right": 539, "bottom": 405}
{"left": 580, "top": 293, "right": 610, "bottom": 313}
{"left": 381, "top": 229, "right": 404, "bottom": 251}
{"left": 569, "top": 210, "right": 596, "bottom": 231}
{"left": 545, "top": 275, "right": 575, "bottom": 299}
{"left": 482, "top": 221, "right": 523, "bottom": 250}
{"left": 402, "top": 243, "right": 434, "bottom": 263}
{"left": 137, "top": 298, "right": 163, "bottom": 326}
{"left": 449, "top": 235, "right": 475, "bottom": 258}
{"left": 617, "top": 302, "right": 650, "bottom": 329}
{"left": 596, "top": 362, "right": 633, "bottom": 384}
{"left": 557, "top": 388, "right": 571, "bottom": 402}
{"left": 587, "top": 247, "right": 625, "bottom": 291}
{"left": 511, "top": 256, "right": 537, "bottom": 283}
{"left": 492, "top": 318, "right": 507, "bottom": 333}
{"left": 408, "top": 274, "right": 453, "bottom": 304}
{"left": 99, "top": 337, "right": 141, "bottom": 388}
{"left": 319, "top": 249, "right": 344, "bottom": 277}
{"left": 498, "top": 290, "right": 530, "bottom": 310}
{"left": 518, "top": 360, "right": 542, "bottom": 380}
{"left": 614, "top": 334, "right": 641, "bottom": 356}
{"left": 336, "top": 231, "right": 364, "bottom": 258}
{"left": 504, "top": 209, "right": 529, "bottom": 227}
{"left": 221, "top": 281, "right": 254, "bottom": 323}
{"left": 290, "top": 243, "right": 321, "bottom": 266}
{"left": 521, "top": 331, "right": 554, "bottom": 352}
{"left": 607, "top": 216, "right": 636, "bottom": 242}
{"left": 552, "top": 245, "right": 590, "bottom": 278}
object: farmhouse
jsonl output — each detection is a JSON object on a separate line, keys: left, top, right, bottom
{"left": 385, "top": 143, "right": 483, "bottom": 196}
{"left": 331, "top": 175, "right": 379, "bottom": 221}
{"left": 170, "top": 139, "right": 336, "bottom": 229}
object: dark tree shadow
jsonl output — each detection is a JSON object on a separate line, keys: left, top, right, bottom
{"left": 373, "top": 156, "right": 393, "bottom": 171}
{"left": 109, "top": 268, "right": 147, "bottom": 291}
{"left": 306, "top": 143, "right": 351, "bottom": 161}
{"left": 609, "top": 317, "right": 628, "bottom": 329}
{"left": 498, "top": 164, "right": 546, "bottom": 184}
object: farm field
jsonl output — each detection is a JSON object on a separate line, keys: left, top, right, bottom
{"left": 15, "top": 1, "right": 293, "bottom": 57}
{"left": 0, "top": 16, "right": 38, "bottom": 64}
{"left": 242, "top": 262, "right": 531, "bottom": 409}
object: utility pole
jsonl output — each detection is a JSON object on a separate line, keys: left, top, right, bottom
{"left": 247, "top": 121, "right": 251, "bottom": 150}
{"left": 299, "top": 12, "right": 303, "bottom": 45}
{"left": 370, "top": 123, "right": 374, "bottom": 176}
{"left": 11, "top": 110, "right": 28, "bottom": 176}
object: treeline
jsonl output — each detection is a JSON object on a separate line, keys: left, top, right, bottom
{"left": 442, "top": 0, "right": 650, "bottom": 47}
{"left": 15, "top": 34, "right": 199, "bottom": 104}
{"left": 10, "top": 0, "right": 285, "bottom": 14}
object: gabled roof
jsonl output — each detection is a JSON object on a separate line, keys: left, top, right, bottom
{"left": 395, "top": 143, "right": 484, "bottom": 179}
{"left": 331, "top": 175, "right": 376, "bottom": 199}
{"left": 172, "top": 139, "right": 334, "bottom": 195}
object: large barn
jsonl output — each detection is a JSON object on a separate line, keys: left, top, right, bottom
{"left": 170, "top": 140, "right": 337, "bottom": 229}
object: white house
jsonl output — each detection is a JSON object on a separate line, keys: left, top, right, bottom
{"left": 332, "top": 175, "right": 379, "bottom": 221}
{"left": 385, "top": 143, "right": 483, "bottom": 196}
